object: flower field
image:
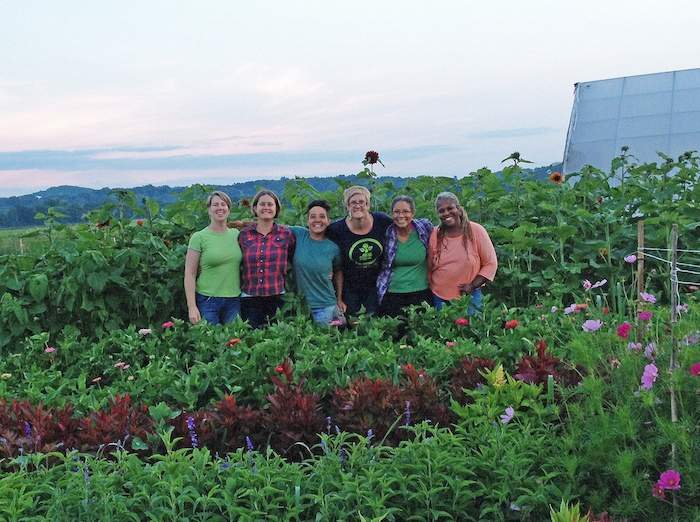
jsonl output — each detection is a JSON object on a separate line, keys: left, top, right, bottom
{"left": 0, "top": 153, "right": 699, "bottom": 520}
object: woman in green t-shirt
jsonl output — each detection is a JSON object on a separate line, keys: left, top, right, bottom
{"left": 184, "top": 191, "right": 243, "bottom": 325}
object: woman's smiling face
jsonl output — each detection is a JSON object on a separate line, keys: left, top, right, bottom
{"left": 307, "top": 206, "right": 330, "bottom": 235}
{"left": 208, "top": 195, "right": 230, "bottom": 222}
{"left": 392, "top": 200, "right": 414, "bottom": 229}
{"left": 254, "top": 194, "right": 277, "bottom": 219}
{"left": 437, "top": 199, "right": 460, "bottom": 227}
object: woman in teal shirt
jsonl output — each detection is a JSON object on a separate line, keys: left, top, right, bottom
{"left": 184, "top": 191, "right": 243, "bottom": 325}
{"left": 290, "top": 200, "right": 346, "bottom": 324}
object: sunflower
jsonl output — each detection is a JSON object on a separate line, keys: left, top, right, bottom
{"left": 549, "top": 171, "right": 564, "bottom": 184}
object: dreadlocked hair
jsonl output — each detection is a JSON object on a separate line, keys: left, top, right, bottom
{"left": 433, "top": 192, "right": 473, "bottom": 267}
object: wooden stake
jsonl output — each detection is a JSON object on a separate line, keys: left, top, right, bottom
{"left": 669, "top": 224, "right": 679, "bottom": 513}
{"left": 636, "top": 220, "right": 645, "bottom": 298}
{"left": 636, "top": 221, "right": 645, "bottom": 343}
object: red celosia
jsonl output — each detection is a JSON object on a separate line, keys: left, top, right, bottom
{"left": 226, "top": 338, "right": 242, "bottom": 347}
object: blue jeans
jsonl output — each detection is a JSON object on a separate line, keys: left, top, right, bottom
{"left": 433, "top": 288, "right": 482, "bottom": 316}
{"left": 195, "top": 293, "right": 241, "bottom": 325}
{"left": 311, "top": 304, "right": 338, "bottom": 325}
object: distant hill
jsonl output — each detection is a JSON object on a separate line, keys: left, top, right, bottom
{"left": 0, "top": 163, "right": 561, "bottom": 228}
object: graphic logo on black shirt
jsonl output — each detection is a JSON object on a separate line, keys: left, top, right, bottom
{"left": 348, "top": 238, "right": 383, "bottom": 267}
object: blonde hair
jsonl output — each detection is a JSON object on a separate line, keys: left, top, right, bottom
{"left": 343, "top": 185, "right": 371, "bottom": 209}
{"left": 434, "top": 191, "right": 473, "bottom": 265}
{"left": 207, "top": 191, "right": 232, "bottom": 209}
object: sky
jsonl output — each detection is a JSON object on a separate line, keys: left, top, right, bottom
{"left": 1, "top": 0, "right": 699, "bottom": 197}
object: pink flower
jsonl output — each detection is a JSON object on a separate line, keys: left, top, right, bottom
{"left": 690, "top": 362, "right": 700, "bottom": 376}
{"left": 500, "top": 406, "right": 515, "bottom": 424}
{"left": 445, "top": 341, "right": 457, "bottom": 348}
{"left": 582, "top": 319, "right": 603, "bottom": 332}
{"left": 627, "top": 342, "right": 642, "bottom": 351}
{"left": 582, "top": 279, "right": 592, "bottom": 290}
{"left": 644, "top": 342, "right": 656, "bottom": 360}
{"left": 657, "top": 469, "right": 681, "bottom": 491}
{"left": 640, "top": 292, "right": 656, "bottom": 304}
{"left": 454, "top": 317, "right": 470, "bottom": 327}
{"left": 624, "top": 254, "right": 637, "bottom": 263}
{"left": 616, "top": 322, "right": 632, "bottom": 339}
{"left": 638, "top": 310, "right": 652, "bottom": 321}
{"left": 641, "top": 363, "right": 658, "bottom": 390}
{"left": 504, "top": 319, "right": 519, "bottom": 330}
{"left": 652, "top": 482, "right": 665, "bottom": 500}
{"left": 676, "top": 303, "right": 689, "bottom": 314}
{"left": 44, "top": 346, "right": 56, "bottom": 353}
{"left": 162, "top": 321, "right": 175, "bottom": 329}
{"left": 564, "top": 304, "right": 576, "bottom": 315}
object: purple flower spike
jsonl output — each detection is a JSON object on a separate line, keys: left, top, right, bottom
{"left": 404, "top": 401, "right": 412, "bottom": 426}
{"left": 245, "top": 435, "right": 254, "bottom": 452}
{"left": 186, "top": 416, "right": 199, "bottom": 449}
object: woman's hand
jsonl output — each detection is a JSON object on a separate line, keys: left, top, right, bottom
{"left": 188, "top": 305, "right": 202, "bottom": 324}
{"left": 337, "top": 299, "right": 347, "bottom": 313}
{"left": 458, "top": 282, "right": 474, "bottom": 295}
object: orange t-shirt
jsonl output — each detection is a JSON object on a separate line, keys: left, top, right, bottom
{"left": 428, "top": 222, "right": 498, "bottom": 300}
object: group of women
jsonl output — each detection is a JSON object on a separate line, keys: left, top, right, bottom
{"left": 183, "top": 186, "right": 498, "bottom": 328}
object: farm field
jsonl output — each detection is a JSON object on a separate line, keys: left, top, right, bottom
{"left": 0, "top": 154, "right": 699, "bottom": 520}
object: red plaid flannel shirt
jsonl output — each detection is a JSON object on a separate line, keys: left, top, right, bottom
{"left": 238, "top": 224, "right": 295, "bottom": 296}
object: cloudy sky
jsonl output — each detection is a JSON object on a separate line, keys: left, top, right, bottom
{"left": 1, "top": 0, "right": 698, "bottom": 196}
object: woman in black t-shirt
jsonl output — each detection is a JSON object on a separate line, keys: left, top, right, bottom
{"left": 326, "top": 186, "right": 392, "bottom": 315}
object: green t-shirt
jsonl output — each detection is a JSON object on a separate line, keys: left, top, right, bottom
{"left": 187, "top": 227, "right": 242, "bottom": 297}
{"left": 290, "top": 226, "right": 341, "bottom": 308}
{"left": 388, "top": 230, "right": 429, "bottom": 294}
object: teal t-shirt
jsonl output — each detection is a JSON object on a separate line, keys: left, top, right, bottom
{"left": 388, "top": 230, "right": 429, "bottom": 294}
{"left": 187, "top": 227, "right": 242, "bottom": 297}
{"left": 290, "top": 226, "right": 341, "bottom": 308}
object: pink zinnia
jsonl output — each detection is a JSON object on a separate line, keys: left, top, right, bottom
{"left": 616, "top": 322, "right": 632, "bottom": 339}
{"left": 582, "top": 279, "right": 592, "bottom": 290}
{"left": 657, "top": 469, "right": 681, "bottom": 490}
{"left": 690, "top": 362, "right": 700, "bottom": 376}
{"left": 624, "top": 254, "right": 637, "bottom": 263}
{"left": 162, "top": 321, "right": 175, "bottom": 328}
{"left": 652, "top": 482, "right": 665, "bottom": 500}
{"left": 44, "top": 346, "right": 56, "bottom": 353}
{"left": 445, "top": 341, "right": 457, "bottom": 348}
{"left": 638, "top": 310, "right": 652, "bottom": 321}
{"left": 454, "top": 317, "right": 470, "bottom": 327}
{"left": 641, "top": 363, "right": 658, "bottom": 390}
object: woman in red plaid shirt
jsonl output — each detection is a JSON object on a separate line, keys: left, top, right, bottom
{"left": 238, "top": 190, "right": 295, "bottom": 328}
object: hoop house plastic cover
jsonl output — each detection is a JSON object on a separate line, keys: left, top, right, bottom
{"left": 563, "top": 68, "right": 700, "bottom": 174}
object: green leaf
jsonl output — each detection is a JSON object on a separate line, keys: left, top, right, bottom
{"left": 28, "top": 274, "right": 48, "bottom": 301}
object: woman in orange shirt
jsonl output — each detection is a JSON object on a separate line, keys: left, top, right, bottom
{"left": 428, "top": 192, "right": 497, "bottom": 315}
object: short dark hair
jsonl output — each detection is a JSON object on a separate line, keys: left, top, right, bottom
{"left": 306, "top": 199, "right": 331, "bottom": 215}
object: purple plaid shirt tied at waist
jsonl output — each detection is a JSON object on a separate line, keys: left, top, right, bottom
{"left": 239, "top": 224, "right": 295, "bottom": 296}
{"left": 376, "top": 218, "right": 433, "bottom": 303}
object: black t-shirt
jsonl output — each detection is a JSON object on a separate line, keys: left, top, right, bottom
{"left": 327, "top": 212, "right": 392, "bottom": 290}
